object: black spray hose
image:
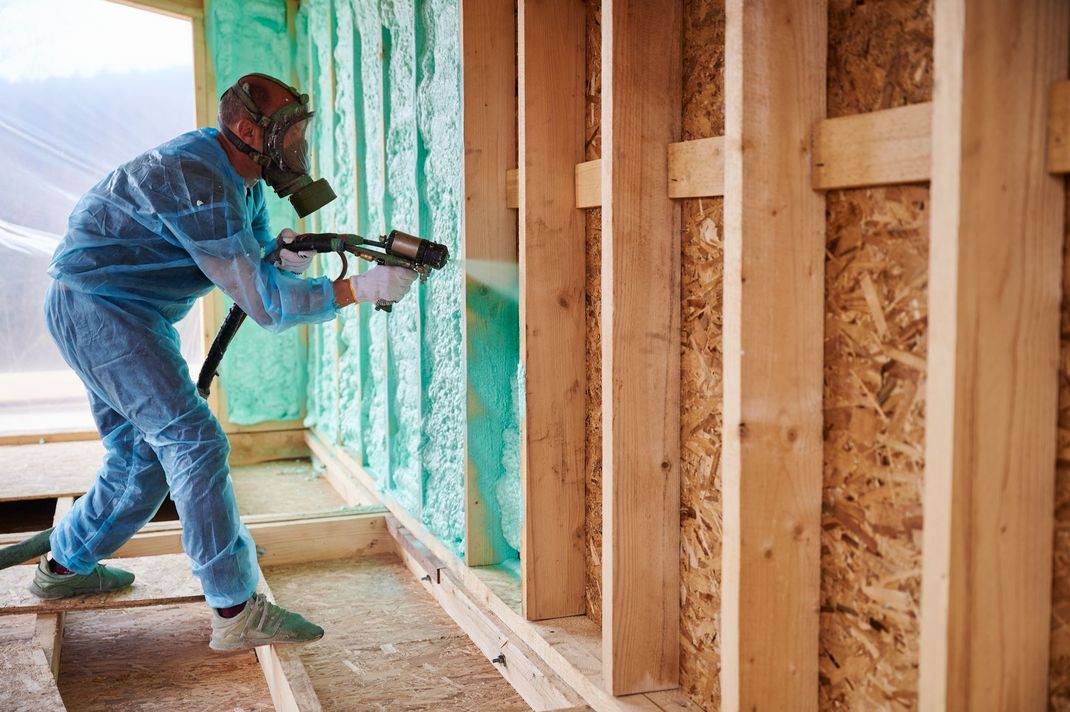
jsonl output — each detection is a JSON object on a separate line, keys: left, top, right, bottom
{"left": 196, "top": 304, "right": 249, "bottom": 399}
{"left": 0, "top": 528, "right": 54, "bottom": 571}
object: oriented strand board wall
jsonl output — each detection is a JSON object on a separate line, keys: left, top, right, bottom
{"left": 583, "top": 0, "right": 604, "bottom": 626}
{"left": 678, "top": 0, "right": 724, "bottom": 708}
{"left": 1051, "top": 177, "right": 1070, "bottom": 706}
{"left": 819, "top": 1, "right": 932, "bottom": 709}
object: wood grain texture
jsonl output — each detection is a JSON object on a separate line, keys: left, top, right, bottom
{"left": 678, "top": 1, "right": 725, "bottom": 708}
{"left": 1049, "top": 81, "right": 1070, "bottom": 174}
{"left": 601, "top": 0, "right": 683, "bottom": 695}
{"left": 668, "top": 137, "right": 725, "bottom": 198}
{"left": 265, "top": 555, "right": 528, "bottom": 711}
{"left": 1051, "top": 182, "right": 1070, "bottom": 709}
{"left": 0, "top": 554, "right": 202, "bottom": 616}
{"left": 583, "top": 0, "right": 604, "bottom": 629}
{"left": 819, "top": 2, "right": 933, "bottom": 709}
{"left": 720, "top": 0, "right": 826, "bottom": 709}
{"left": 463, "top": 0, "right": 519, "bottom": 568}
{"left": 519, "top": 0, "right": 588, "bottom": 621}
{"left": 0, "top": 642, "right": 65, "bottom": 712}
{"left": 576, "top": 159, "right": 602, "bottom": 208}
{"left": 390, "top": 517, "right": 585, "bottom": 710}
{"left": 919, "top": 1, "right": 1068, "bottom": 710}
{"left": 0, "top": 441, "right": 102, "bottom": 502}
{"left": 812, "top": 103, "right": 932, "bottom": 190}
{"left": 58, "top": 604, "right": 274, "bottom": 712}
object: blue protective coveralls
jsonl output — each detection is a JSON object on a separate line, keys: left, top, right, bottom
{"left": 45, "top": 128, "right": 338, "bottom": 607}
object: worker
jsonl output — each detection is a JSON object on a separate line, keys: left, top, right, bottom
{"left": 34, "top": 73, "right": 415, "bottom": 650}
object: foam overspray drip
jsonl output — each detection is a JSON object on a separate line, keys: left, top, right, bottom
{"left": 461, "top": 259, "right": 519, "bottom": 302}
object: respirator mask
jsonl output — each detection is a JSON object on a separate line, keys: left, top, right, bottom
{"left": 219, "top": 73, "right": 337, "bottom": 218}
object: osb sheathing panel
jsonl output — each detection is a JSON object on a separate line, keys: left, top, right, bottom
{"left": 1050, "top": 185, "right": 1070, "bottom": 708}
{"left": 678, "top": 0, "right": 724, "bottom": 709}
{"left": 584, "top": 0, "right": 604, "bottom": 626}
{"left": 820, "top": 1, "right": 932, "bottom": 710}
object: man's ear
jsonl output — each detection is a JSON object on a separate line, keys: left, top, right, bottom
{"left": 235, "top": 117, "right": 261, "bottom": 150}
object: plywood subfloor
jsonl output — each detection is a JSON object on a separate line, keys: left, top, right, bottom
{"left": 264, "top": 554, "right": 530, "bottom": 711}
{"left": 57, "top": 603, "right": 274, "bottom": 711}
{"left": 0, "top": 554, "right": 202, "bottom": 615}
{"left": 233, "top": 459, "right": 345, "bottom": 516}
{"left": 0, "top": 440, "right": 102, "bottom": 502}
{"left": 0, "top": 641, "right": 65, "bottom": 712}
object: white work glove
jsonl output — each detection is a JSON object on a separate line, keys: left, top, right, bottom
{"left": 349, "top": 265, "right": 418, "bottom": 306}
{"left": 277, "top": 228, "right": 314, "bottom": 274}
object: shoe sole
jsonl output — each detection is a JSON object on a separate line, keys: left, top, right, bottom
{"left": 209, "top": 631, "right": 325, "bottom": 652}
{"left": 28, "top": 581, "right": 134, "bottom": 600}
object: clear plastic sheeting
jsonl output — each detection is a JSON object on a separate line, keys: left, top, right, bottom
{"left": 0, "top": 0, "right": 201, "bottom": 435}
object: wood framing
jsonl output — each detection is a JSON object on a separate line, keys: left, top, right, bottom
{"left": 461, "top": 0, "right": 519, "bottom": 567}
{"left": 918, "top": 1, "right": 1068, "bottom": 709}
{"left": 112, "top": 509, "right": 390, "bottom": 565}
{"left": 388, "top": 517, "right": 584, "bottom": 711}
{"left": 33, "top": 497, "right": 74, "bottom": 680}
{"left": 0, "top": 554, "right": 204, "bottom": 615}
{"left": 667, "top": 136, "right": 725, "bottom": 198}
{"left": 307, "top": 427, "right": 691, "bottom": 710}
{"left": 812, "top": 102, "right": 932, "bottom": 190}
{"left": 601, "top": 0, "right": 682, "bottom": 695}
{"left": 109, "top": 0, "right": 203, "bottom": 20}
{"left": 720, "top": 1, "right": 826, "bottom": 709}
{"left": 256, "top": 573, "right": 324, "bottom": 712}
{"left": 575, "top": 160, "right": 601, "bottom": 208}
{"left": 518, "top": 0, "right": 587, "bottom": 620}
{"left": 1048, "top": 80, "right": 1070, "bottom": 173}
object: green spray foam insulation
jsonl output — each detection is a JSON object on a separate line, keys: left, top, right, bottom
{"left": 207, "top": 0, "right": 307, "bottom": 425}
{"left": 207, "top": 0, "right": 522, "bottom": 559}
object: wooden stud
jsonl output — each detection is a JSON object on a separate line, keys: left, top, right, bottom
{"left": 33, "top": 497, "right": 74, "bottom": 680}
{"left": 720, "top": 1, "right": 826, "bottom": 709}
{"left": 506, "top": 168, "right": 520, "bottom": 210}
{"left": 812, "top": 102, "right": 932, "bottom": 190}
{"left": 256, "top": 572, "right": 324, "bottom": 712}
{"left": 1048, "top": 80, "right": 1070, "bottom": 173}
{"left": 112, "top": 510, "right": 390, "bottom": 565}
{"left": 304, "top": 428, "right": 692, "bottom": 711}
{"left": 389, "top": 517, "right": 585, "bottom": 711}
{"left": 518, "top": 0, "right": 587, "bottom": 621}
{"left": 575, "top": 160, "right": 602, "bottom": 208}
{"left": 601, "top": 0, "right": 682, "bottom": 695}
{"left": 110, "top": 0, "right": 203, "bottom": 20}
{"left": 462, "top": 0, "right": 520, "bottom": 567}
{"left": 667, "top": 136, "right": 725, "bottom": 198}
{"left": 918, "top": 1, "right": 1068, "bottom": 710}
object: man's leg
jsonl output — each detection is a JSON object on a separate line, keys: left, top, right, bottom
{"left": 49, "top": 391, "right": 170, "bottom": 573}
{"left": 45, "top": 282, "right": 257, "bottom": 607}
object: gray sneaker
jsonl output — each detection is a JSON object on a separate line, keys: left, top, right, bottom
{"left": 29, "top": 557, "right": 135, "bottom": 599}
{"left": 210, "top": 593, "right": 324, "bottom": 651}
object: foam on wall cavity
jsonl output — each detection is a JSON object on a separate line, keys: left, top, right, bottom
{"left": 353, "top": 0, "right": 391, "bottom": 487}
{"left": 382, "top": 0, "right": 424, "bottom": 517}
{"left": 296, "top": 0, "right": 492, "bottom": 558}
{"left": 466, "top": 283, "right": 520, "bottom": 559}
{"left": 206, "top": 0, "right": 308, "bottom": 425}
{"left": 415, "top": 0, "right": 466, "bottom": 553}
{"left": 495, "top": 360, "right": 524, "bottom": 551}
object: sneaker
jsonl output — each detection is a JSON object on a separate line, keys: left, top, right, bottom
{"left": 210, "top": 593, "right": 324, "bottom": 652}
{"left": 28, "top": 557, "right": 135, "bottom": 600}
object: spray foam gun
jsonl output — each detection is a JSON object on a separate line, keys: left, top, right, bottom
{"left": 195, "top": 230, "right": 449, "bottom": 399}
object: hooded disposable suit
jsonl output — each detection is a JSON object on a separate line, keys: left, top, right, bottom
{"left": 46, "top": 128, "right": 337, "bottom": 607}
